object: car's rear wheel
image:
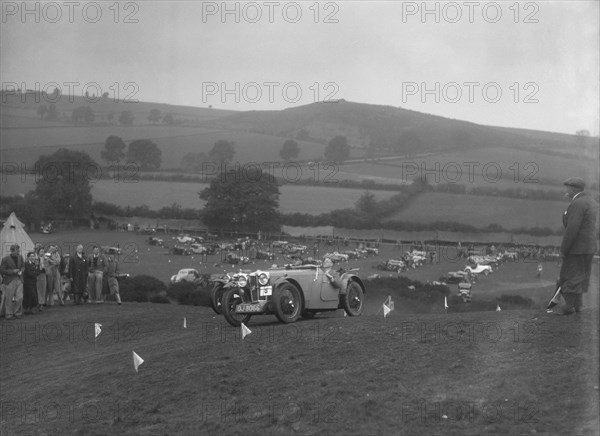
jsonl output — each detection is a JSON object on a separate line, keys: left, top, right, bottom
{"left": 222, "top": 288, "right": 252, "bottom": 327}
{"left": 210, "top": 283, "right": 225, "bottom": 315}
{"left": 273, "top": 282, "right": 302, "bottom": 323}
{"left": 342, "top": 281, "right": 364, "bottom": 316}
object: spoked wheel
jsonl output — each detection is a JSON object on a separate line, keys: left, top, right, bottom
{"left": 210, "top": 283, "right": 225, "bottom": 315}
{"left": 273, "top": 282, "right": 302, "bottom": 323}
{"left": 222, "top": 287, "right": 252, "bottom": 327}
{"left": 342, "top": 281, "right": 364, "bottom": 316}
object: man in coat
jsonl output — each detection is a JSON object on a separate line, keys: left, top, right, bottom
{"left": 0, "top": 244, "right": 25, "bottom": 320}
{"left": 87, "top": 245, "right": 107, "bottom": 303}
{"left": 69, "top": 244, "right": 88, "bottom": 305}
{"left": 555, "top": 177, "right": 598, "bottom": 315}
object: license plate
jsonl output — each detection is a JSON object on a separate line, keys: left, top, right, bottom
{"left": 236, "top": 304, "right": 262, "bottom": 313}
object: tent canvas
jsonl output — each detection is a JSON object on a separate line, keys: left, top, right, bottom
{"left": 0, "top": 212, "right": 35, "bottom": 260}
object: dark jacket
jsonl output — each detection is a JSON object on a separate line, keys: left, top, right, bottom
{"left": 69, "top": 253, "right": 88, "bottom": 294}
{"left": 561, "top": 191, "right": 599, "bottom": 256}
{"left": 0, "top": 254, "right": 24, "bottom": 285}
{"left": 23, "top": 260, "right": 40, "bottom": 289}
{"left": 87, "top": 254, "right": 107, "bottom": 274}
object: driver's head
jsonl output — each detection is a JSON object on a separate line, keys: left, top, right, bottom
{"left": 322, "top": 258, "right": 333, "bottom": 269}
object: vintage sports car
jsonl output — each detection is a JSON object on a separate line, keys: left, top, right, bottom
{"left": 170, "top": 268, "right": 201, "bottom": 284}
{"left": 464, "top": 264, "right": 493, "bottom": 276}
{"left": 218, "top": 265, "right": 366, "bottom": 326}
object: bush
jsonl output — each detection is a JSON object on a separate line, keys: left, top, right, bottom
{"left": 119, "top": 274, "right": 167, "bottom": 303}
{"left": 167, "top": 281, "right": 211, "bottom": 306}
{"left": 367, "top": 277, "right": 450, "bottom": 304}
{"left": 496, "top": 294, "right": 535, "bottom": 309}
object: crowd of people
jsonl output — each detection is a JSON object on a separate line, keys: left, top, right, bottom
{"left": 0, "top": 244, "right": 122, "bottom": 321}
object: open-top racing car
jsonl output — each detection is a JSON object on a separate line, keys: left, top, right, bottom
{"left": 218, "top": 264, "right": 366, "bottom": 326}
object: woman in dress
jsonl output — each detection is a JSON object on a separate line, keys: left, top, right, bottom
{"left": 23, "top": 251, "right": 40, "bottom": 314}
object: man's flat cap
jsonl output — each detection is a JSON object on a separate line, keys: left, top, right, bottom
{"left": 563, "top": 177, "right": 585, "bottom": 189}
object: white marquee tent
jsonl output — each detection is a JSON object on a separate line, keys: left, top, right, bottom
{"left": 0, "top": 212, "right": 35, "bottom": 260}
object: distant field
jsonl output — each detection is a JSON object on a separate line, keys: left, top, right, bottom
{"left": 338, "top": 147, "right": 594, "bottom": 190}
{"left": 0, "top": 176, "right": 395, "bottom": 214}
{"left": 0, "top": 122, "right": 328, "bottom": 169}
{"left": 387, "top": 192, "right": 566, "bottom": 231}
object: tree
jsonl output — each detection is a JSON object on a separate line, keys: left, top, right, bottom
{"left": 32, "top": 148, "right": 95, "bottom": 219}
{"left": 208, "top": 140, "right": 236, "bottom": 164}
{"left": 127, "top": 139, "right": 162, "bottom": 170}
{"left": 181, "top": 152, "right": 209, "bottom": 172}
{"left": 119, "top": 110, "right": 135, "bottom": 126}
{"left": 148, "top": 109, "right": 162, "bottom": 124}
{"left": 324, "top": 135, "right": 350, "bottom": 162}
{"left": 355, "top": 191, "right": 378, "bottom": 216}
{"left": 162, "top": 113, "right": 175, "bottom": 125}
{"left": 200, "top": 167, "right": 280, "bottom": 232}
{"left": 37, "top": 105, "right": 47, "bottom": 119}
{"left": 280, "top": 139, "right": 300, "bottom": 161}
{"left": 71, "top": 106, "right": 95, "bottom": 124}
{"left": 46, "top": 103, "right": 58, "bottom": 121}
{"left": 101, "top": 136, "right": 127, "bottom": 163}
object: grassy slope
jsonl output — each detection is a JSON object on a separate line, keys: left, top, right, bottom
{"left": 1, "top": 297, "right": 598, "bottom": 435}
{"left": 386, "top": 192, "right": 567, "bottom": 231}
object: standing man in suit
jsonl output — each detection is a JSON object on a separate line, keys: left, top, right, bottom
{"left": 87, "top": 246, "right": 107, "bottom": 304}
{"left": 0, "top": 244, "right": 25, "bottom": 320}
{"left": 556, "top": 177, "right": 598, "bottom": 315}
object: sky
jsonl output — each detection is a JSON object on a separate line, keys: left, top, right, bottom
{"left": 1, "top": 1, "right": 599, "bottom": 135}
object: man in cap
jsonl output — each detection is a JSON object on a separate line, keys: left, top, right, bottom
{"left": 554, "top": 177, "right": 598, "bottom": 315}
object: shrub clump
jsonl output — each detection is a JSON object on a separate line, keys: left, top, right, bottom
{"left": 119, "top": 275, "right": 168, "bottom": 303}
{"left": 166, "top": 281, "right": 211, "bottom": 306}
{"left": 367, "top": 277, "right": 450, "bottom": 304}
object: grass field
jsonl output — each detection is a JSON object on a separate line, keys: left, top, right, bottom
{"left": 387, "top": 192, "right": 567, "bottom": 231}
{"left": 2, "top": 229, "right": 599, "bottom": 435}
{"left": 0, "top": 177, "right": 397, "bottom": 215}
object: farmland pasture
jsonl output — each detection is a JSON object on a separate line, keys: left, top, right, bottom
{"left": 337, "top": 147, "right": 593, "bottom": 191}
{"left": 386, "top": 192, "right": 567, "bottom": 231}
{"left": 0, "top": 176, "right": 397, "bottom": 214}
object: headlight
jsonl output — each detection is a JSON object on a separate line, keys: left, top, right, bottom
{"left": 237, "top": 276, "right": 247, "bottom": 288}
{"left": 258, "top": 272, "right": 269, "bottom": 286}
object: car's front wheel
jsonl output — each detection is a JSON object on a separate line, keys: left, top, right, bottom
{"left": 221, "top": 288, "right": 252, "bottom": 327}
{"left": 273, "top": 282, "right": 302, "bottom": 323}
{"left": 342, "top": 281, "right": 364, "bottom": 316}
{"left": 210, "top": 283, "right": 225, "bottom": 315}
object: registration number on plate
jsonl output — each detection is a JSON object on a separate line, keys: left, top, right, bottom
{"left": 236, "top": 304, "right": 262, "bottom": 313}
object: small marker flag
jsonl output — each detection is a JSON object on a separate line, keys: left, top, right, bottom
{"left": 444, "top": 296, "right": 448, "bottom": 309}
{"left": 496, "top": 304, "right": 502, "bottom": 312}
{"left": 132, "top": 351, "right": 144, "bottom": 373}
{"left": 241, "top": 323, "right": 252, "bottom": 340}
{"left": 183, "top": 317, "right": 187, "bottom": 329}
{"left": 94, "top": 323, "right": 102, "bottom": 339}
{"left": 383, "top": 303, "right": 391, "bottom": 318}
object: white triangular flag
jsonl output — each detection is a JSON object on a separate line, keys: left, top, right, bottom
{"left": 183, "top": 317, "right": 187, "bottom": 328}
{"left": 241, "top": 323, "right": 252, "bottom": 340}
{"left": 344, "top": 311, "right": 347, "bottom": 317}
{"left": 444, "top": 296, "right": 448, "bottom": 309}
{"left": 496, "top": 304, "right": 501, "bottom": 312}
{"left": 132, "top": 351, "right": 144, "bottom": 373}
{"left": 383, "top": 303, "right": 391, "bottom": 318}
{"left": 94, "top": 323, "right": 102, "bottom": 339}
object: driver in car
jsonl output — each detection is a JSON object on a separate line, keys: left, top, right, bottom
{"left": 321, "top": 258, "right": 341, "bottom": 289}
